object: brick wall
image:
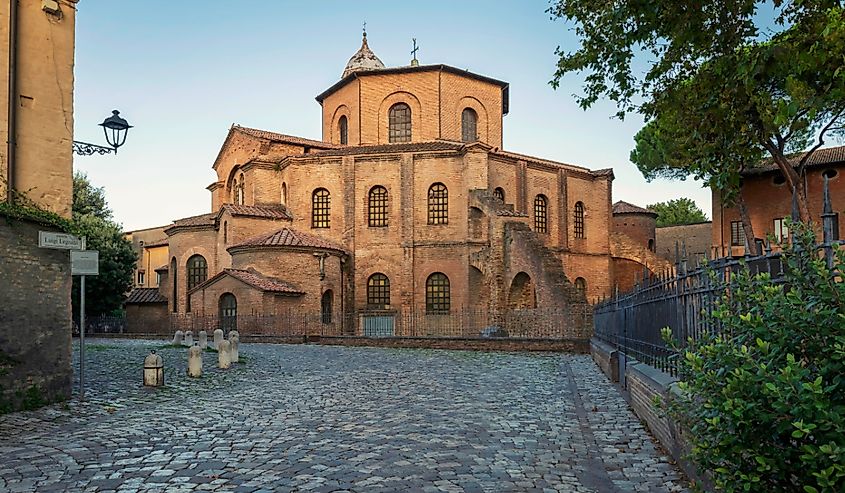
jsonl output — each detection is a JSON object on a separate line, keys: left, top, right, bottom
{"left": 0, "top": 220, "right": 72, "bottom": 409}
{"left": 613, "top": 213, "right": 655, "bottom": 252}
{"left": 125, "top": 303, "right": 168, "bottom": 334}
{"left": 655, "top": 222, "right": 711, "bottom": 263}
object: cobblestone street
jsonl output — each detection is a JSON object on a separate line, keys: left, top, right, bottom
{"left": 0, "top": 340, "right": 688, "bottom": 492}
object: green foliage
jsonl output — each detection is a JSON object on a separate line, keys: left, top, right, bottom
{"left": 666, "top": 224, "right": 845, "bottom": 492}
{"left": 550, "top": 2, "right": 845, "bottom": 217}
{"left": 0, "top": 176, "right": 76, "bottom": 233}
{"left": 647, "top": 199, "right": 708, "bottom": 227}
{"left": 71, "top": 172, "right": 136, "bottom": 316}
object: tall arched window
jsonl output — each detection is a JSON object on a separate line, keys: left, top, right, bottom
{"left": 575, "top": 277, "right": 586, "bottom": 296}
{"left": 312, "top": 188, "right": 331, "bottom": 228}
{"left": 321, "top": 290, "right": 333, "bottom": 324}
{"left": 281, "top": 182, "right": 287, "bottom": 205}
{"left": 236, "top": 173, "right": 245, "bottom": 205}
{"left": 388, "top": 103, "right": 411, "bottom": 143}
{"left": 461, "top": 108, "right": 478, "bottom": 142}
{"left": 534, "top": 195, "right": 548, "bottom": 234}
{"left": 427, "top": 183, "right": 448, "bottom": 225}
{"left": 493, "top": 187, "right": 505, "bottom": 203}
{"left": 368, "top": 186, "right": 388, "bottom": 227}
{"left": 426, "top": 273, "right": 450, "bottom": 314}
{"left": 367, "top": 273, "right": 390, "bottom": 309}
{"left": 187, "top": 255, "right": 208, "bottom": 291}
{"left": 338, "top": 115, "right": 348, "bottom": 145}
{"left": 219, "top": 293, "right": 237, "bottom": 331}
{"left": 574, "top": 201, "right": 585, "bottom": 239}
{"left": 170, "top": 257, "right": 178, "bottom": 313}
{"left": 223, "top": 221, "right": 228, "bottom": 244}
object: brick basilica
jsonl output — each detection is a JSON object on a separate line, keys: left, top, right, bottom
{"left": 125, "top": 33, "right": 669, "bottom": 335}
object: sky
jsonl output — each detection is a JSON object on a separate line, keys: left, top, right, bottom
{"left": 73, "top": 0, "right": 713, "bottom": 232}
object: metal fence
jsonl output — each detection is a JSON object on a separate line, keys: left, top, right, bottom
{"left": 169, "top": 306, "right": 592, "bottom": 341}
{"left": 72, "top": 315, "right": 127, "bottom": 335}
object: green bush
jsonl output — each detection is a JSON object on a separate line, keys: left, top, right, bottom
{"left": 666, "top": 224, "right": 845, "bottom": 492}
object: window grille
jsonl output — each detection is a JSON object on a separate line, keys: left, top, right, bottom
{"left": 730, "top": 221, "right": 745, "bottom": 246}
{"left": 461, "top": 108, "right": 478, "bottom": 142}
{"left": 574, "top": 202, "right": 585, "bottom": 238}
{"left": 312, "top": 188, "right": 331, "bottom": 228}
{"left": 426, "top": 273, "right": 450, "bottom": 314}
{"left": 428, "top": 183, "right": 448, "bottom": 225}
{"left": 339, "top": 116, "right": 348, "bottom": 145}
{"left": 187, "top": 255, "right": 208, "bottom": 291}
{"left": 534, "top": 195, "right": 548, "bottom": 233}
{"left": 368, "top": 186, "right": 389, "bottom": 227}
{"left": 321, "top": 291, "right": 333, "bottom": 324}
{"left": 388, "top": 103, "right": 411, "bottom": 143}
{"left": 367, "top": 273, "right": 391, "bottom": 309}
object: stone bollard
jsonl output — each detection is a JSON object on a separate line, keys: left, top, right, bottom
{"left": 183, "top": 331, "right": 193, "bottom": 347}
{"left": 213, "top": 329, "right": 224, "bottom": 350}
{"left": 187, "top": 344, "right": 202, "bottom": 378}
{"left": 198, "top": 330, "right": 208, "bottom": 350}
{"left": 218, "top": 340, "right": 232, "bottom": 369}
{"left": 229, "top": 332, "right": 239, "bottom": 364}
{"left": 143, "top": 350, "right": 164, "bottom": 387}
{"left": 171, "top": 330, "right": 184, "bottom": 346}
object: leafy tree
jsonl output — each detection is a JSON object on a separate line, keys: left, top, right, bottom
{"left": 71, "top": 171, "right": 135, "bottom": 316}
{"left": 665, "top": 224, "right": 845, "bottom": 492}
{"left": 647, "top": 199, "right": 707, "bottom": 227}
{"left": 549, "top": 2, "right": 845, "bottom": 222}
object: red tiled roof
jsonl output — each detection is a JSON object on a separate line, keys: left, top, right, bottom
{"left": 220, "top": 204, "right": 292, "bottom": 220}
{"left": 154, "top": 265, "right": 168, "bottom": 272}
{"left": 125, "top": 288, "right": 167, "bottom": 304}
{"left": 170, "top": 213, "right": 216, "bottom": 228}
{"left": 143, "top": 238, "right": 169, "bottom": 248}
{"left": 234, "top": 125, "right": 339, "bottom": 150}
{"left": 310, "top": 140, "right": 464, "bottom": 157}
{"left": 493, "top": 149, "right": 592, "bottom": 174}
{"left": 744, "top": 145, "right": 845, "bottom": 175}
{"left": 188, "top": 268, "right": 303, "bottom": 295}
{"left": 229, "top": 228, "right": 347, "bottom": 253}
{"left": 613, "top": 201, "right": 657, "bottom": 216}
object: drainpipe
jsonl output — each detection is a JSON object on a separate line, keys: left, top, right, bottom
{"left": 6, "top": 0, "right": 18, "bottom": 203}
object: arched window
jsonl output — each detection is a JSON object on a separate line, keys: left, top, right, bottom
{"left": 281, "top": 182, "right": 287, "bottom": 205}
{"left": 321, "top": 290, "right": 333, "bottom": 324}
{"left": 312, "top": 188, "right": 331, "bottom": 228}
{"left": 427, "top": 183, "right": 448, "bottom": 225}
{"left": 223, "top": 221, "right": 228, "bottom": 244}
{"left": 187, "top": 255, "right": 208, "bottom": 291}
{"left": 388, "top": 103, "right": 411, "bottom": 143}
{"left": 367, "top": 273, "right": 390, "bottom": 309}
{"left": 534, "top": 195, "right": 548, "bottom": 234}
{"left": 461, "top": 108, "right": 478, "bottom": 142}
{"left": 236, "top": 173, "right": 245, "bottom": 205}
{"left": 493, "top": 187, "right": 505, "bottom": 203}
{"left": 368, "top": 186, "right": 388, "bottom": 227}
{"left": 219, "top": 293, "right": 237, "bottom": 331}
{"left": 338, "top": 115, "right": 348, "bottom": 145}
{"left": 425, "top": 272, "right": 450, "bottom": 314}
{"left": 648, "top": 238, "right": 655, "bottom": 252}
{"left": 574, "top": 277, "right": 586, "bottom": 296}
{"left": 574, "top": 201, "right": 585, "bottom": 239}
{"left": 170, "top": 257, "right": 178, "bottom": 313}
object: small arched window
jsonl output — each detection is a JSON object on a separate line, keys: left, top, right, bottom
{"left": 338, "top": 115, "right": 348, "bottom": 145}
{"left": 281, "top": 182, "right": 287, "bottom": 205}
{"left": 368, "top": 186, "right": 388, "bottom": 227}
{"left": 236, "top": 173, "right": 245, "bottom": 205}
{"left": 223, "top": 221, "right": 228, "bottom": 244}
{"left": 426, "top": 273, "right": 450, "bottom": 314}
{"left": 574, "top": 277, "right": 586, "bottom": 296}
{"left": 534, "top": 195, "right": 548, "bottom": 234}
{"left": 461, "top": 108, "right": 478, "bottom": 142}
{"left": 321, "top": 290, "right": 333, "bottom": 324}
{"left": 170, "top": 257, "right": 178, "bottom": 313}
{"left": 574, "top": 201, "right": 585, "bottom": 239}
{"left": 367, "top": 273, "right": 391, "bottom": 309}
{"left": 312, "top": 188, "right": 331, "bottom": 228}
{"left": 388, "top": 103, "right": 412, "bottom": 143}
{"left": 428, "top": 183, "right": 448, "bottom": 225}
{"left": 493, "top": 187, "right": 505, "bottom": 203}
{"left": 648, "top": 238, "right": 655, "bottom": 252}
{"left": 219, "top": 293, "right": 237, "bottom": 331}
{"left": 187, "top": 255, "right": 208, "bottom": 291}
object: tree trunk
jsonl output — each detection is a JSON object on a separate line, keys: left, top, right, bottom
{"left": 762, "top": 142, "right": 811, "bottom": 223}
{"left": 737, "top": 190, "right": 758, "bottom": 255}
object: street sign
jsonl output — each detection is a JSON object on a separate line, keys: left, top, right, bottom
{"left": 71, "top": 250, "right": 99, "bottom": 276}
{"left": 38, "top": 231, "right": 83, "bottom": 250}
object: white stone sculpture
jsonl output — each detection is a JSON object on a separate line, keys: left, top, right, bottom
{"left": 213, "top": 328, "right": 224, "bottom": 350}
{"left": 187, "top": 344, "right": 202, "bottom": 378}
{"left": 198, "top": 330, "right": 208, "bottom": 350}
{"left": 171, "top": 330, "right": 183, "bottom": 346}
{"left": 218, "top": 340, "right": 232, "bottom": 369}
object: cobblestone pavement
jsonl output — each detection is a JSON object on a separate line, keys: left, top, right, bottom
{"left": 0, "top": 339, "right": 688, "bottom": 492}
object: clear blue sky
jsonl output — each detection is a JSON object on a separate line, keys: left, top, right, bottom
{"left": 73, "top": 0, "right": 712, "bottom": 231}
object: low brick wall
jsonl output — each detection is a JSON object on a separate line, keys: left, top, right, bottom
{"left": 313, "top": 336, "right": 589, "bottom": 353}
{"left": 589, "top": 338, "right": 618, "bottom": 382}
{"left": 0, "top": 220, "right": 72, "bottom": 410}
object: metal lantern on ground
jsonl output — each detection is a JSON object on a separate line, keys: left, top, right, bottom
{"left": 99, "top": 110, "right": 132, "bottom": 153}
{"left": 143, "top": 350, "right": 164, "bottom": 387}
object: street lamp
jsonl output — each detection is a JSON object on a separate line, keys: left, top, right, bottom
{"left": 72, "top": 110, "right": 132, "bottom": 155}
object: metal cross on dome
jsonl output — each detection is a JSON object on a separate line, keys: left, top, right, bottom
{"left": 411, "top": 38, "right": 419, "bottom": 59}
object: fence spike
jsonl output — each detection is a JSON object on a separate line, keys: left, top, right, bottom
{"left": 674, "top": 240, "right": 680, "bottom": 266}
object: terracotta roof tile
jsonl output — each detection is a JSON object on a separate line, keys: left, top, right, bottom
{"left": 125, "top": 288, "right": 168, "bottom": 304}
{"left": 230, "top": 228, "right": 348, "bottom": 253}
{"left": 154, "top": 265, "right": 168, "bottom": 272}
{"left": 170, "top": 213, "right": 217, "bottom": 228}
{"left": 310, "top": 141, "right": 464, "bottom": 157}
{"left": 142, "top": 238, "right": 169, "bottom": 248}
{"left": 613, "top": 201, "right": 657, "bottom": 216}
{"left": 221, "top": 204, "right": 292, "bottom": 220}
{"left": 223, "top": 269, "right": 304, "bottom": 294}
{"left": 234, "top": 125, "right": 339, "bottom": 149}
{"left": 495, "top": 208, "right": 529, "bottom": 217}
{"left": 744, "top": 145, "right": 845, "bottom": 175}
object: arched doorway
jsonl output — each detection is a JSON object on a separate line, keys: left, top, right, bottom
{"left": 219, "top": 293, "right": 237, "bottom": 332}
{"left": 321, "top": 290, "right": 333, "bottom": 324}
{"left": 508, "top": 272, "right": 536, "bottom": 309}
